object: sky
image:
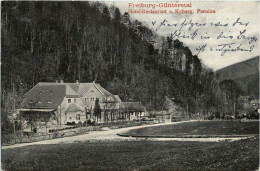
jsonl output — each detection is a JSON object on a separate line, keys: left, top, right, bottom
{"left": 105, "top": 1, "right": 259, "bottom": 71}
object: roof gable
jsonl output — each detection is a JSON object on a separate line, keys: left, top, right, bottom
{"left": 114, "top": 95, "right": 122, "bottom": 102}
{"left": 66, "top": 85, "right": 81, "bottom": 98}
{"left": 79, "top": 83, "right": 114, "bottom": 98}
{"left": 65, "top": 103, "right": 84, "bottom": 113}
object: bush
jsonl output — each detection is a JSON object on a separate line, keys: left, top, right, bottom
{"left": 87, "top": 120, "right": 92, "bottom": 125}
{"left": 52, "top": 132, "right": 59, "bottom": 139}
{"left": 33, "top": 128, "right": 38, "bottom": 133}
{"left": 208, "top": 115, "right": 214, "bottom": 120}
{"left": 86, "top": 119, "right": 96, "bottom": 125}
{"left": 77, "top": 121, "right": 83, "bottom": 127}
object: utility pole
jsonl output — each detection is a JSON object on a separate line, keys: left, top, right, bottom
{"left": 187, "top": 103, "right": 189, "bottom": 121}
{"left": 60, "top": 105, "right": 62, "bottom": 128}
{"left": 234, "top": 102, "right": 236, "bottom": 119}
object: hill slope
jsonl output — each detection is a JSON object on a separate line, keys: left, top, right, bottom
{"left": 216, "top": 56, "right": 259, "bottom": 97}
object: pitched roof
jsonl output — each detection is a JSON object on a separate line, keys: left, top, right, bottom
{"left": 66, "top": 85, "right": 81, "bottom": 98}
{"left": 21, "top": 81, "right": 116, "bottom": 109}
{"left": 66, "top": 83, "right": 80, "bottom": 94}
{"left": 120, "top": 102, "right": 144, "bottom": 112}
{"left": 21, "top": 83, "right": 80, "bottom": 109}
{"left": 113, "top": 95, "right": 122, "bottom": 102}
{"left": 65, "top": 104, "right": 84, "bottom": 113}
{"left": 95, "top": 84, "right": 113, "bottom": 96}
{"left": 68, "top": 82, "right": 114, "bottom": 98}
{"left": 37, "top": 82, "right": 81, "bottom": 98}
{"left": 21, "top": 84, "right": 66, "bottom": 109}
{"left": 77, "top": 83, "right": 93, "bottom": 94}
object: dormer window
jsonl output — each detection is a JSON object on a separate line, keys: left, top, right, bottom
{"left": 68, "top": 99, "right": 71, "bottom": 103}
{"left": 29, "top": 101, "right": 33, "bottom": 104}
{"left": 49, "top": 92, "right": 53, "bottom": 95}
{"left": 48, "top": 101, "right": 52, "bottom": 104}
{"left": 38, "top": 101, "right": 42, "bottom": 104}
{"left": 39, "top": 92, "right": 42, "bottom": 94}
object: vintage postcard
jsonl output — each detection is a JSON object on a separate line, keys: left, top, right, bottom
{"left": 1, "top": 0, "right": 259, "bottom": 170}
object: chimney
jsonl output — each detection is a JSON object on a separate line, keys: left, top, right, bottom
{"left": 76, "top": 80, "right": 79, "bottom": 84}
{"left": 55, "top": 80, "right": 58, "bottom": 83}
{"left": 60, "top": 79, "right": 64, "bottom": 83}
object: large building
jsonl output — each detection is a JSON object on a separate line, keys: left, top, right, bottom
{"left": 19, "top": 80, "right": 145, "bottom": 129}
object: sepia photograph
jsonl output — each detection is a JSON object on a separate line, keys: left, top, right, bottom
{"left": 1, "top": 0, "right": 259, "bottom": 170}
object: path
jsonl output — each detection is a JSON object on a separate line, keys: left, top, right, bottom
{"left": 1, "top": 120, "right": 248, "bottom": 150}
{"left": 1, "top": 121, "right": 188, "bottom": 149}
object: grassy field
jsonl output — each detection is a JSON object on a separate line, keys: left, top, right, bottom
{"left": 2, "top": 136, "right": 259, "bottom": 170}
{"left": 122, "top": 121, "right": 259, "bottom": 137}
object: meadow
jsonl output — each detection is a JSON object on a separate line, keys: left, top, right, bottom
{"left": 2, "top": 121, "right": 259, "bottom": 171}
{"left": 121, "top": 121, "right": 259, "bottom": 137}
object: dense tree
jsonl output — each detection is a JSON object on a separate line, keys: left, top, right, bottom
{"left": 1, "top": 1, "right": 228, "bottom": 131}
{"left": 94, "top": 98, "right": 101, "bottom": 122}
{"left": 219, "top": 79, "right": 243, "bottom": 118}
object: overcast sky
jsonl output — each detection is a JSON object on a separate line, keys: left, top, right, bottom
{"left": 105, "top": 1, "right": 259, "bottom": 71}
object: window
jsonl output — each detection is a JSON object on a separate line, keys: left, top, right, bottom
{"left": 76, "top": 114, "right": 80, "bottom": 120}
{"left": 68, "top": 99, "right": 71, "bottom": 103}
{"left": 38, "top": 101, "right": 42, "bottom": 104}
{"left": 85, "top": 98, "right": 88, "bottom": 102}
{"left": 74, "top": 99, "right": 77, "bottom": 103}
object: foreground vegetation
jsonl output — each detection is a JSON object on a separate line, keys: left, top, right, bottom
{"left": 2, "top": 136, "right": 259, "bottom": 170}
{"left": 122, "top": 121, "right": 259, "bottom": 137}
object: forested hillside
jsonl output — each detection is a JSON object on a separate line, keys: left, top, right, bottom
{"left": 2, "top": 1, "right": 220, "bottom": 127}
{"left": 216, "top": 57, "right": 259, "bottom": 98}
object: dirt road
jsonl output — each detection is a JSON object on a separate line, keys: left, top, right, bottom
{"left": 1, "top": 120, "right": 247, "bottom": 150}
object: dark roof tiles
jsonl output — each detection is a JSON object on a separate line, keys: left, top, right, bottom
{"left": 21, "top": 84, "right": 66, "bottom": 109}
{"left": 21, "top": 82, "right": 116, "bottom": 110}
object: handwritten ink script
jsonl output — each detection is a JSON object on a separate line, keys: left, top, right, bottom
{"left": 152, "top": 17, "right": 257, "bottom": 56}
